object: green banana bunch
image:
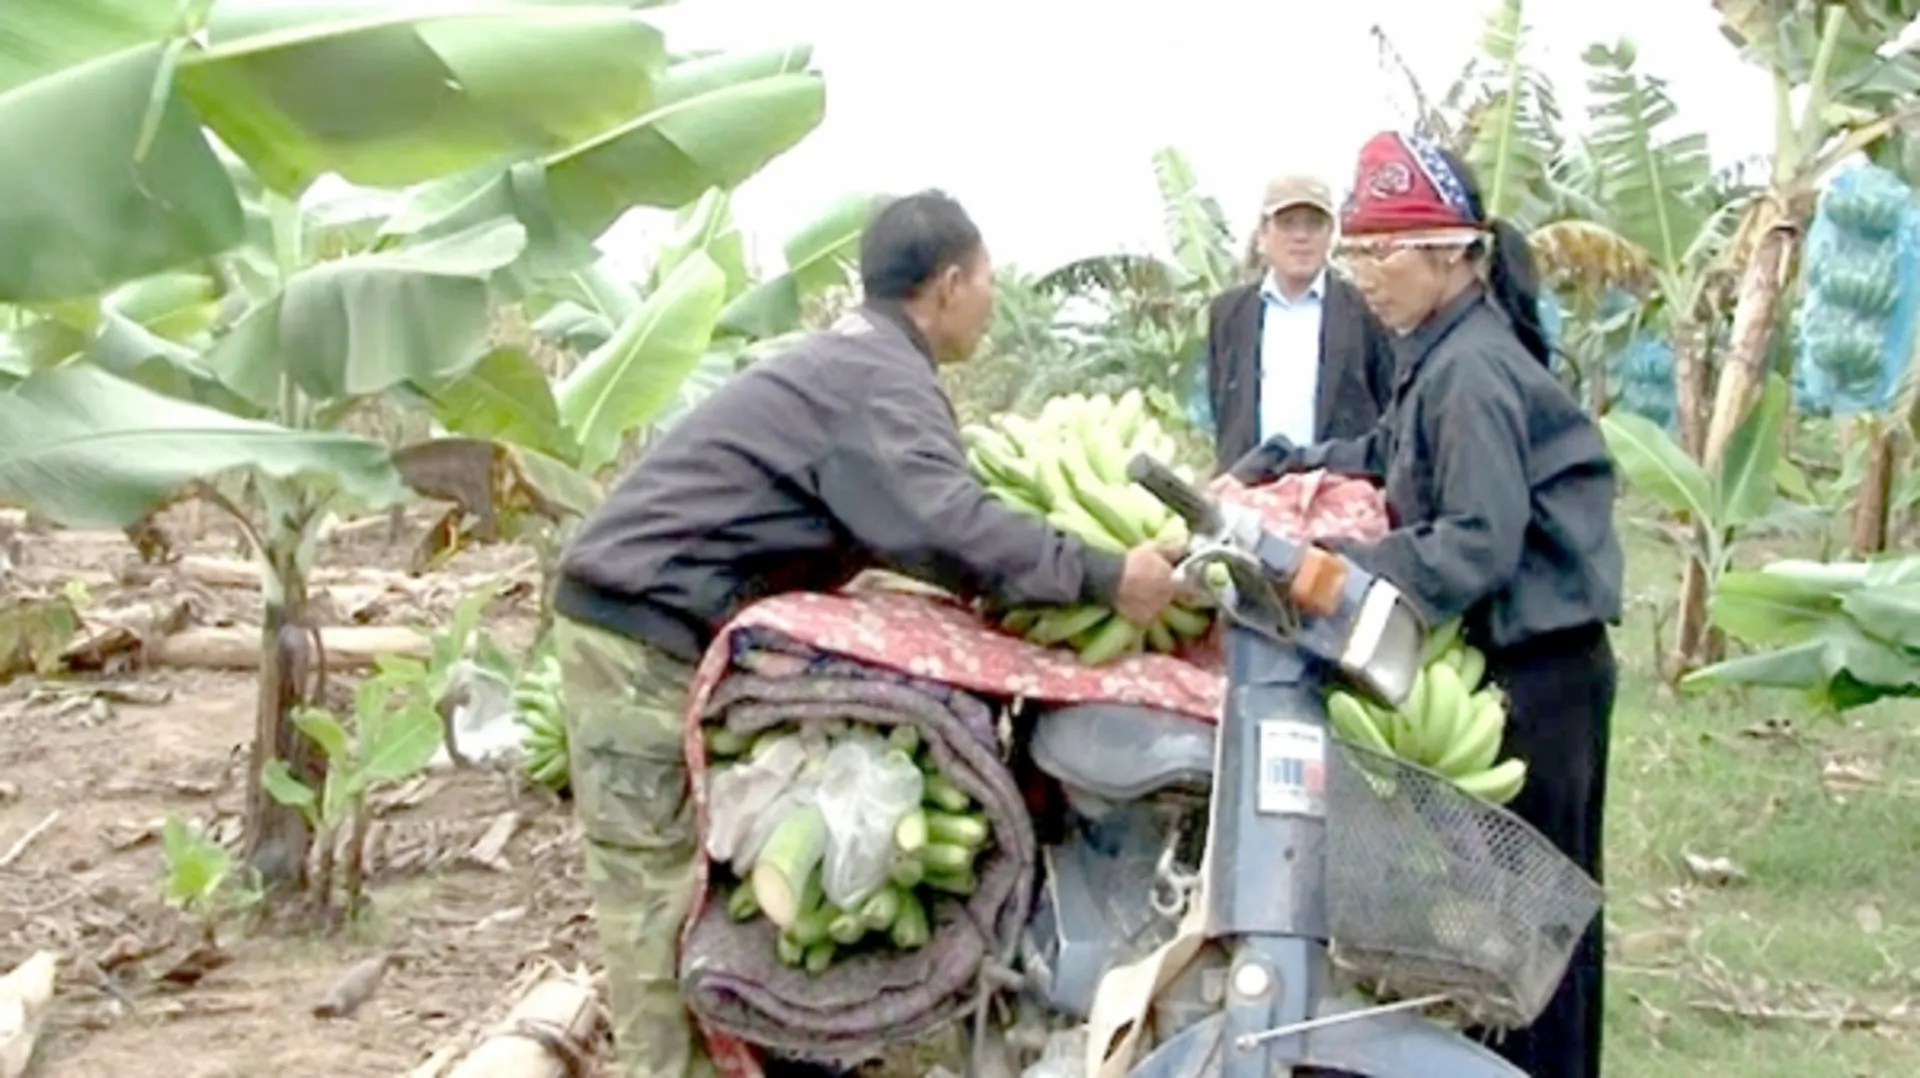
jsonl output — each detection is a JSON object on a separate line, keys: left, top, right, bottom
{"left": 1326, "top": 621, "right": 1527, "bottom": 806}
{"left": 719, "top": 722, "right": 980, "bottom": 975}
{"left": 961, "top": 389, "right": 1214, "bottom": 666}
{"left": 514, "top": 648, "right": 570, "bottom": 791}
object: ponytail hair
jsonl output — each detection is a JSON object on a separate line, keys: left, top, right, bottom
{"left": 1485, "top": 219, "right": 1552, "bottom": 367}
{"left": 1434, "top": 147, "right": 1553, "bottom": 368}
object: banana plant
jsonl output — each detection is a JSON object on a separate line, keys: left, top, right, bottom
{"left": 0, "top": 0, "right": 689, "bottom": 302}
{"left": 1371, "top": 0, "right": 1562, "bottom": 227}
{"left": 0, "top": 3, "right": 834, "bottom": 899}
{"left": 1600, "top": 373, "right": 1802, "bottom": 682}
{"left": 0, "top": 192, "right": 584, "bottom": 896}
{"left": 1579, "top": 40, "right": 1745, "bottom": 459}
{"left": 1682, "top": 2, "right": 1920, "bottom": 673}
{"left": 1683, "top": 552, "right": 1920, "bottom": 714}
{"left": 1457, "top": 0, "right": 1564, "bottom": 227}
{"left": 1028, "top": 147, "right": 1239, "bottom": 411}
{"left": 1700, "top": 0, "right": 1920, "bottom": 473}
{"left": 431, "top": 189, "right": 883, "bottom": 468}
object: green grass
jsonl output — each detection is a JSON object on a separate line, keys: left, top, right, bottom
{"left": 1602, "top": 514, "right": 1920, "bottom": 1076}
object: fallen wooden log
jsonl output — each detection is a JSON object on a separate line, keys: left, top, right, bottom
{"left": 153, "top": 626, "right": 429, "bottom": 670}
{"left": 121, "top": 554, "right": 536, "bottom": 593}
{"left": 426, "top": 969, "right": 598, "bottom": 1078}
{"left": 0, "top": 951, "right": 58, "bottom": 1078}
{"left": 61, "top": 597, "right": 197, "bottom": 670}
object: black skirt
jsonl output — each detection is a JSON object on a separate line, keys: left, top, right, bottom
{"left": 1474, "top": 622, "right": 1616, "bottom": 1078}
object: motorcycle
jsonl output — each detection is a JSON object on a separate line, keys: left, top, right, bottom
{"left": 1000, "top": 456, "right": 1582, "bottom": 1078}
{"left": 745, "top": 454, "right": 1598, "bottom": 1078}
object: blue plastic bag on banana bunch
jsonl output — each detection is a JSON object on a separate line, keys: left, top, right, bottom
{"left": 813, "top": 731, "right": 925, "bottom": 909}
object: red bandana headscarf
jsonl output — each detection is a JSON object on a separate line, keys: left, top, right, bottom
{"left": 1340, "top": 131, "right": 1486, "bottom": 241}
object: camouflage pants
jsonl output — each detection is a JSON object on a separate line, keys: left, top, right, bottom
{"left": 555, "top": 617, "right": 712, "bottom": 1078}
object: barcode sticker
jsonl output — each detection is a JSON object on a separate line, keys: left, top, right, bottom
{"left": 1256, "top": 720, "right": 1327, "bottom": 817}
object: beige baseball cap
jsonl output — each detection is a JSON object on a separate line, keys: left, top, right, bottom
{"left": 1262, "top": 174, "right": 1336, "bottom": 218}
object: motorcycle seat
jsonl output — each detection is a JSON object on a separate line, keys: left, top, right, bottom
{"left": 1028, "top": 702, "right": 1216, "bottom": 802}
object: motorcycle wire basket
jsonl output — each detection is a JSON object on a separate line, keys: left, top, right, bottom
{"left": 1322, "top": 739, "right": 1603, "bottom": 1029}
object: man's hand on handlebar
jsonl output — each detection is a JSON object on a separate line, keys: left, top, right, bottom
{"left": 1115, "top": 545, "right": 1180, "bottom": 625}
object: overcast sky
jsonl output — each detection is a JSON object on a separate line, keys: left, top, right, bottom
{"left": 602, "top": 0, "right": 1778, "bottom": 277}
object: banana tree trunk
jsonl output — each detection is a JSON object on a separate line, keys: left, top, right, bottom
{"left": 1850, "top": 415, "right": 1897, "bottom": 554}
{"left": 242, "top": 552, "right": 322, "bottom": 895}
{"left": 1669, "top": 202, "right": 1805, "bottom": 678}
{"left": 1672, "top": 321, "right": 1711, "bottom": 460}
{"left": 1668, "top": 559, "right": 1711, "bottom": 681}
{"left": 1667, "top": 319, "right": 1715, "bottom": 679}
{"left": 1701, "top": 201, "right": 1807, "bottom": 469}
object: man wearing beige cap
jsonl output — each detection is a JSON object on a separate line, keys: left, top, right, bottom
{"left": 1198, "top": 173, "right": 1395, "bottom": 470}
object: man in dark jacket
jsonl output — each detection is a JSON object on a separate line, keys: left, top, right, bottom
{"left": 1199, "top": 174, "right": 1398, "bottom": 468}
{"left": 550, "top": 190, "right": 1181, "bottom": 1078}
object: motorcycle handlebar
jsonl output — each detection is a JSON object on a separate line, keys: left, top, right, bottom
{"left": 1126, "top": 454, "right": 1223, "bottom": 536}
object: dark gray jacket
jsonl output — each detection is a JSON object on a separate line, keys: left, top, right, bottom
{"left": 555, "top": 303, "right": 1123, "bottom": 662}
{"left": 1230, "top": 287, "right": 1622, "bottom": 649}
{"left": 1203, "top": 272, "right": 1397, "bottom": 467}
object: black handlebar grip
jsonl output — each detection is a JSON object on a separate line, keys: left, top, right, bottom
{"left": 1126, "top": 454, "right": 1223, "bottom": 535}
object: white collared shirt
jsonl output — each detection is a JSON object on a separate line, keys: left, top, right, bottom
{"left": 1256, "top": 268, "right": 1326, "bottom": 446}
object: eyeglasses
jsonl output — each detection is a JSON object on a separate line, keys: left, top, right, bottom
{"left": 1333, "top": 237, "right": 1472, "bottom": 275}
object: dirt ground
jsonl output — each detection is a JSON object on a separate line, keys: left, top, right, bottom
{"left": 0, "top": 509, "right": 608, "bottom": 1076}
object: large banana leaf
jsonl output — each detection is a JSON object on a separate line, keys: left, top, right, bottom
{"left": 523, "top": 259, "right": 649, "bottom": 355}
{"left": 206, "top": 220, "right": 528, "bottom": 409}
{"left": 1582, "top": 41, "right": 1713, "bottom": 273}
{"left": 557, "top": 250, "right": 726, "bottom": 472}
{"left": 0, "top": 0, "right": 178, "bottom": 91}
{"left": 103, "top": 271, "right": 225, "bottom": 341}
{"left": 381, "top": 159, "right": 603, "bottom": 285}
{"left": 0, "top": 342, "right": 29, "bottom": 390}
{"left": 715, "top": 192, "right": 881, "bottom": 339}
{"left": 427, "top": 345, "right": 577, "bottom": 463}
{"left": 653, "top": 188, "right": 750, "bottom": 301}
{"left": 1713, "top": 374, "right": 1789, "bottom": 528}
{"left": 544, "top": 46, "right": 826, "bottom": 236}
{"left": 1714, "top": 0, "right": 1916, "bottom": 88}
{"left": 85, "top": 309, "right": 260, "bottom": 415}
{"left": 549, "top": 260, "right": 643, "bottom": 326}
{"left": 531, "top": 299, "right": 616, "bottom": 354}
{"left": 1149, "top": 148, "right": 1235, "bottom": 295}
{"left": 1541, "top": 140, "right": 1612, "bottom": 222}
{"left": 1600, "top": 410, "right": 1715, "bottom": 525}
{"left": 381, "top": 46, "right": 826, "bottom": 253}
{"left": 0, "top": 29, "right": 244, "bottom": 301}
{"left": 1714, "top": 0, "right": 1821, "bottom": 75}
{"left": 0, "top": 268, "right": 253, "bottom": 410}
{"left": 1462, "top": 0, "right": 1561, "bottom": 226}
{"left": 0, "top": 364, "right": 407, "bottom": 529}
{"left": 1717, "top": 1, "right": 1920, "bottom": 176}
{"left": 179, "top": 1, "right": 666, "bottom": 194}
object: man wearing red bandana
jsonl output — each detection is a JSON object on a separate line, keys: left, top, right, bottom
{"left": 1225, "top": 132, "right": 1624, "bottom": 1078}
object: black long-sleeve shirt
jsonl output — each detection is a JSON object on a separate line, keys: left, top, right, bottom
{"left": 1229, "top": 287, "right": 1622, "bottom": 649}
{"left": 554, "top": 302, "right": 1123, "bottom": 662}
